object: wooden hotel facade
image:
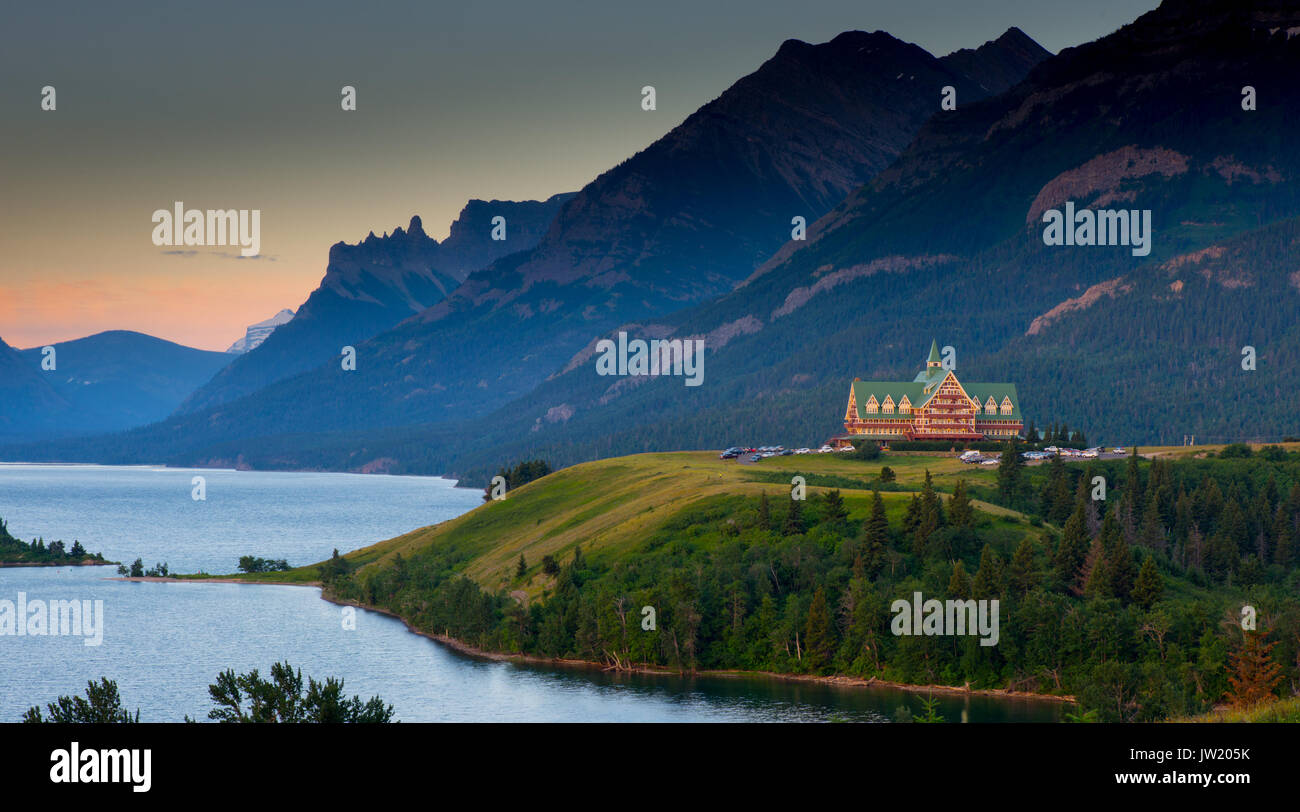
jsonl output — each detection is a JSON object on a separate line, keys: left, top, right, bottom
{"left": 842, "top": 341, "right": 1023, "bottom": 442}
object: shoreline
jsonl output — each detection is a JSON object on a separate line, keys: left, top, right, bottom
{"left": 0, "top": 459, "right": 474, "bottom": 488}
{"left": 116, "top": 574, "right": 1074, "bottom": 706}
{"left": 2, "top": 559, "right": 118, "bottom": 569}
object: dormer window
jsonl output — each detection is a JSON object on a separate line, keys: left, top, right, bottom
{"left": 882, "top": 395, "right": 895, "bottom": 414}
{"left": 985, "top": 396, "right": 997, "bottom": 415}
{"left": 1000, "top": 396, "right": 1013, "bottom": 416}
{"left": 899, "top": 396, "right": 911, "bottom": 414}
{"left": 865, "top": 395, "right": 878, "bottom": 414}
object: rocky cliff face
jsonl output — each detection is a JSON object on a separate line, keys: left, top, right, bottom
{"left": 175, "top": 192, "right": 573, "bottom": 414}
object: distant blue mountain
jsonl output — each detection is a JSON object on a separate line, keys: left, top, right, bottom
{"left": 2, "top": 331, "right": 233, "bottom": 442}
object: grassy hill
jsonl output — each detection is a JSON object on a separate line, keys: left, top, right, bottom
{"left": 203, "top": 443, "right": 1300, "bottom": 722}
{"left": 262, "top": 450, "right": 1035, "bottom": 591}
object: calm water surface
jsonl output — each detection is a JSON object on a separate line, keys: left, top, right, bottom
{"left": 0, "top": 464, "right": 1063, "bottom": 722}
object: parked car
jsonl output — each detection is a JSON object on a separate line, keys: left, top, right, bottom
{"left": 818, "top": 446, "right": 834, "bottom": 453}
{"left": 838, "top": 444, "right": 855, "bottom": 452}
{"left": 749, "top": 454, "right": 762, "bottom": 462}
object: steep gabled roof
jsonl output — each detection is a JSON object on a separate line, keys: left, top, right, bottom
{"left": 965, "top": 382, "right": 1021, "bottom": 420}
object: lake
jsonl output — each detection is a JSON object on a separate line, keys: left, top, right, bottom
{"left": 0, "top": 464, "right": 1063, "bottom": 722}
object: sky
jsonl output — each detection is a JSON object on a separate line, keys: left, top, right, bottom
{"left": 0, "top": 0, "right": 1161, "bottom": 351}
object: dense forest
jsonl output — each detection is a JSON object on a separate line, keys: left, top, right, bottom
{"left": 321, "top": 445, "right": 1300, "bottom": 721}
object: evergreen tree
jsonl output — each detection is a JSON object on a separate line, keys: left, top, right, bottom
{"left": 1008, "top": 537, "right": 1036, "bottom": 597}
{"left": 972, "top": 544, "right": 1003, "bottom": 601}
{"left": 1138, "top": 491, "right": 1165, "bottom": 551}
{"left": 1082, "top": 537, "right": 1109, "bottom": 598}
{"left": 1273, "top": 505, "right": 1294, "bottom": 568}
{"left": 783, "top": 498, "right": 804, "bottom": 536}
{"left": 913, "top": 470, "right": 945, "bottom": 557}
{"left": 949, "top": 479, "right": 973, "bottom": 529}
{"left": 947, "top": 560, "right": 972, "bottom": 600}
{"left": 1131, "top": 556, "right": 1163, "bottom": 609}
{"left": 997, "top": 439, "right": 1024, "bottom": 503}
{"left": 23, "top": 678, "right": 139, "bottom": 724}
{"left": 856, "top": 491, "right": 889, "bottom": 576}
{"left": 1053, "top": 500, "right": 1090, "bottom": 592}
{"left": 902, "top": 494, "right": 922, "bottom": 539}
{"left": 1041, "top": 455, "right": 1073, "bottom": 525}
{"left": 822, "top": 489, "right": 848, "bottom": 524}
{"left": 516, "top": 554, "right": 527, "bottom": 579}
{"left": 757, "top": 492, "right": 771, "bottom": 531}
{"left": 1227, "top": 632, "right": 1283, "bottom": 707}
{"left": 801, "top": 588, "right": 835, "bottom": 673}
{"left": 1100, "top": 512, "right": 1137, "bottom": 601}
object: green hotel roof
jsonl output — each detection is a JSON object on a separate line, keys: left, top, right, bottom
{"left": 849, "top": 346, "right": 1021, "bottom": 421}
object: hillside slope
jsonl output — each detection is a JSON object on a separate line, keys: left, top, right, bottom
{"left": 226, "top": 443, "right": 1300, "bottom": 722}
{"left": 435, "top": 0, "right": 1300, "bottom": 473}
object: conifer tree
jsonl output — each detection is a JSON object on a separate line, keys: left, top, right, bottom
{"left": 1101, "top": 512, "right": 1137, "bottom": 601}
{"left": 1040, "top": 455, "right": 1072, "bottom": 525}
{"left": 902, "top": 494, "right": 922, "bottom": 539}
{"left": 1053, "top": 500, "right": 1090, "bottom": 592}
{"left": 1131, "top": 556, "right": 1163, "bottom": 609}
{"left": 949, "top": 479, "right": 973, "bottom": 529}
{"left": 1273, "top": 505, "right": 1294, "bottom": 568}
{"left": 783, "top": 498, "right": 804, "bottom": 536}
{"left": 997, "top": 439, "right": 1023, "bottom": 502}
{"left": 802, "top": 588, "right": 835, "bottom": 673}
{"left": 1008, "top": 537, "right": 1036, "bottom": 597}
{"left": 947, "top": 560, "right": 972, "bottom": 600}
{"left": 856, "top": 491, "right": 889, "bottom": 576}
{"left": 1081, "top": 538, "right": 1109, "bottom": 598}
{"left": 1138, "top": 491, "right": 1165, "bottom": 551}
{"left": 822, "top": 489, "right": 848, "bottom": 524}
{"left": 972, "top": 544, "right": 1003, "bottom": 601}
{"left": 757, "top": 492, "right": 771, "bottom": 531}
{"left": 1227, "top": 632, "right": 1283, "bottom": 707}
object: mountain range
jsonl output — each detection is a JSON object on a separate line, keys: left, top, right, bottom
{"left": 22, "top": 4, "right": 1294, "bottom": 480}
{"left": 5, "top": 26, "right": 1050, "bottom": 467}
{"left": 455, "top": 0, "right": 1300, "bottom": 474}
{"left": 0, "top": 332, "right": 233, "bottom": 443}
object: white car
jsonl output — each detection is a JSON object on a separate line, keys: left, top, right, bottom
{"left": 819, "top": 446, "right": 834, "bottom": 453}
{"left": 838, "top": 444, "right": 855, "bottom": 452}
{"left": 795, "top": 448, "right": 811, "bottom": 455}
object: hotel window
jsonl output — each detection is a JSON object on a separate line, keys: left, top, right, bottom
{"left": 1000, "top": 396, "right": 1013, "bottom": 416}
{"left": 882, "top": 396, "right": 894, "bottom": 414}
{"left": 985, "top": 397, "right": 997, "bottom": 415}
{"left": 865, "top": 396, "right": 878, "bottom": 414}
{"left": 899, "top": 396, "right": 911, "bottom": 414}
